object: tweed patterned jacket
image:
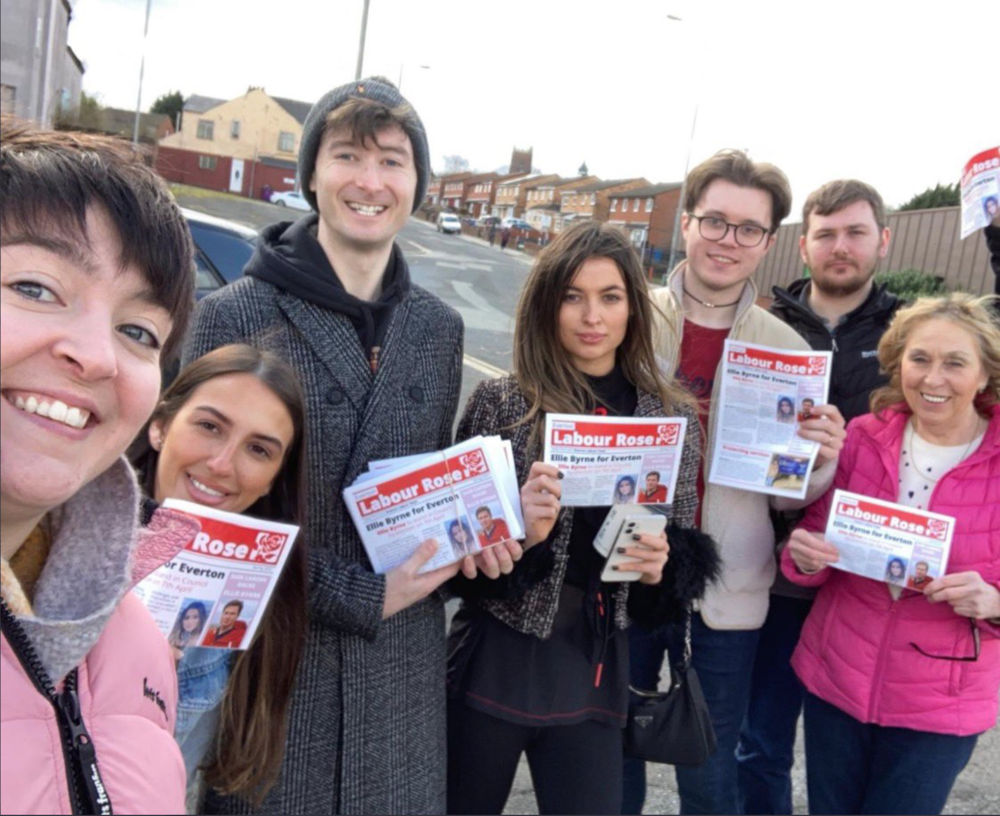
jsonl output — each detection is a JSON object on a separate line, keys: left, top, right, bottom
{"left": 455, "top": 374, "right": 700, "bottom": 639}
{"left": 184, "top": 270, "right": 463, "bottom": 815}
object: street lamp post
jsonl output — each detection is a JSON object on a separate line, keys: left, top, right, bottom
{"left": 355, "top": 0, "right": 371, "bottom": 80}
{"left": 664, "top": 13, "right": 698, "bottom": 280}
{"left": 131, "top": 0, "right": 153, "bottom": 145}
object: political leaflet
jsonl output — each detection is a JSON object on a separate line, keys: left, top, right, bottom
{"left": 708, "top": 340, "right": 832, "bottom": 499}
{"left": 132, "top": 500, "right": 299, "bottom": 651}
{"left": 824, "top": 490, "right": 955, "bottom": 588}
{"left": 542, "top": 414, "right": 688, "bottom": 507}
{"left": 343, "top": 436, "right": 524, "bottom": 574}
{"left": 960, "top": 146, "right": 1000, "bottom": 240}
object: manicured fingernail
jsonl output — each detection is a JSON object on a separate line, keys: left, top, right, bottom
{"left": 617, "top": 547, "right": 627, "bottom": 554}
{"left": 612, "top": 565, "right": 619, "bottom": 571}
{"left": 557, "top": 470, "right": 565, "bottom": 479}
{"left": 632, "top": 534, "right": 641, "bottom": 541}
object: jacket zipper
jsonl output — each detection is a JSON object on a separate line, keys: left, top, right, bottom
{"left": 1, "top": 598, "right": 112, "bottom": 814}
{"left": 867, "top": 599, "right": 900, "bottom": 722}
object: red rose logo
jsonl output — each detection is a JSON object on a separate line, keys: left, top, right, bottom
{"left": 252, "top": 532, "right": 287, "bottom": 563}
{"left": 459, "top": 451, "right": 487, "bottom": 475}
{"left": 657, "top": 424, "right": 679, "bottom": 445}
{"left": 925, "top": 518, "right": 949, "bottom": 541}
{"left": 808, "top": 356, "right": 827, "bottom": 375}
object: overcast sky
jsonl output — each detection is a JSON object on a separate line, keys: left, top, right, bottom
{"left": 68, "top": 0, "right": 997, "bottom": 219}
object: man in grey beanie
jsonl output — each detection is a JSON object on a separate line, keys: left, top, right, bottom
{"left": 186, "top": 76, "right": 518, "bottom": 815}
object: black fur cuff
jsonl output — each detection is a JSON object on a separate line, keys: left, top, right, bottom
{"left": 627, "top": 525, "right": 721, "bottom": 629}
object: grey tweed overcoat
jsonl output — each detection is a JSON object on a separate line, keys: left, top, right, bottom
{"left": 184, "top": 269, "right": 463, "bottom": 815}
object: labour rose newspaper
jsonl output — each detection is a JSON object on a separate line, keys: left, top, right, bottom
{"left": 132, "top": 500, "right": 299, "bottom": 651}
{"left": 960, "top": 146, "right": 1000, "bottom": 240}
{"left": 542, "top": 414, "right": 688, "bottom": 507}
{"left": 343, "top": 436, "right": 524, "bottom": 574}
{"left": 824, "top": 490, "right": 955, "bottom": 586}
{"left": 708, "top": 340, "right": 832, "bottom": 500}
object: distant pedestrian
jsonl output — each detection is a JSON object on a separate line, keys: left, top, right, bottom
{"left": 501, "top": 226, "right": 511, "bottom": 251}
{"left": 489, "top": 223, "right": 497, "bottom": 247}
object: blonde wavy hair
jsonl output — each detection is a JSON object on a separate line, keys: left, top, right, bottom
{"left": 869, "top": 293, "right": 1000, "bottom": 417}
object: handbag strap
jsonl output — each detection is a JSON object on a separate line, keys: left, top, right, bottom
{"left": 629, "top": 606, "right": 693, "bottom": 697}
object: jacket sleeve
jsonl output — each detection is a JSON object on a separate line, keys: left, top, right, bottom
{"left": 437, "top": 314, "right": 465, "bottom": 450}
{"left": 182, "top": 289, "right": 244, "bottom": 365}
{"left": 669, "top": 405, "right": 700, "bottom": 529}
{"left": 780, "top": 425, "right": 862, "bottom": 587}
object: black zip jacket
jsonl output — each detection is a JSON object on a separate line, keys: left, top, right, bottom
{"left": 770, "top": 279, "right": 903, "bottom": 424}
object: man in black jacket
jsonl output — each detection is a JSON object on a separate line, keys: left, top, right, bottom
{"left": 737, "top": 179, "right": 902, "bottom": 815}
{"left": 987, "top": 213, "right": 1000, "bottom": 316}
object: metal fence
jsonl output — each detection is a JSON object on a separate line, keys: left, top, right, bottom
{"left": 755, "top": 206, "right": 994, "bottom": 296}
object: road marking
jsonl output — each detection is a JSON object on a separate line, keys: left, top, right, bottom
{"left": 406, "top": 239, "right": 432, "bottom": 254}
{"left": 463, "top": 354, "right": 508, "bottom": 378}
{"left": 438, "top": 261, "right": 466, "bottom": 270}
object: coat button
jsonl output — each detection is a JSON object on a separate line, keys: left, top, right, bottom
{"left": 408, "top": 385, "right": 424, "bottom": 403}
{"left": 326, "top": 387, "right": 345, "bottom": 405}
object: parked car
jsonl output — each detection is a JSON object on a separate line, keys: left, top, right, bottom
{"left": 478, "top": 215, "right": 501, "bottom": 228}
{"left": 182, "top": 208, "right": 258, "bottom": 299}
{"left": 436, "top": 212, "right": 462, "bottom": 234}
{"left": 501, "top": 217, "right": 533, "bottom": 231}
{"left": 270, "top": 190, "right": 312, "bottom": 211}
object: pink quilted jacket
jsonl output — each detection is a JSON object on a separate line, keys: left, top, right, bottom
{"left": 781, "top": 405, "right": 1000, "bottom": 736}
{"left": 1, "top": 507, "right": 199, "bottom": 815}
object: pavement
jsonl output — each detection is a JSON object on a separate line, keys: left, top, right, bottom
{"left": 174, "top": 188, "right": 999, "bottom": 816}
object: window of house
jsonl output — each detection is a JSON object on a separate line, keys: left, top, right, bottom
{"left": 646, "top": 197, "right": 654, "bottom": 212}
{"left": 198, "top": 155, "right": 217, "bottom": 171}
{"left": 611, "top": 199, "right": 618, "bottom": 212}
{"left": 278, "top": 131, "right": 295, "bottom": 152}
{"left": 196, "top": 119, "right": 214, "bottom": 140}
{"left": 590, "top": 194, "right": 596, "bottom": 205}
{"left": 633, "top": 199, "right": 640, "bottom": 212}
{"left": 230, "top": 120, "right": 241, "bottom": 139}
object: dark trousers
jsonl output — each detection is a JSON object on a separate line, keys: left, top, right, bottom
{"left": 623, "top": 614, "right": 761, "bottom": 815}
{"left": 802, "top": 692, "right": 979, "bottom": 815}
{"left": 736, "top": 594, "right": 813, "bottom": 815}
{"left": 447, "top": 700, "right": 624, "bottom": 815}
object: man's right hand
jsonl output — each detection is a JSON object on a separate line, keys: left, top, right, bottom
{"left": 382, "top": 539, "right": 460, "bottom": 620}
{"left": 788, "top": 528, "right": 840, "bottom": 575}
{"left": 520, "top": 462, "right": 563, "bottom": 549}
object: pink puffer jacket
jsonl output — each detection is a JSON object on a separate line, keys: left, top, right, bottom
{"left": 782, "top": 405, "right": 1000, "bottom": 737}
{"left": 1, "top": 496, "right": 199, "bottom": 815}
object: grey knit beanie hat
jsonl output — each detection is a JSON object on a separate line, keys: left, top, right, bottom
{"left": 297, "top": 76, "right": 429, "bottom": 213}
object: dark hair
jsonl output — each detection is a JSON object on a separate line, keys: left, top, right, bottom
{"left": 130, "top": 344, "right": 308, "bottom": 803}
{"left": 222, "top": 599, "right": 244, "bottom": 614}
{"left": 475, "top": 506, "right": 492, "bottom": 517}
{"left": 512, "top": 221, "right": 692, "bottom": 447}
{"left": 167, "top": 601, "right": 208, "bottom": 647}
{"left": 448, "top": 518, "right": 474, "bottom": 547}
{"left": 646, "top": 471, "right": 660, "bottom": 480}
{"left": 1, "top": 116, "right": 194, "bottom": 362}
{"left": 616, "top": 475, "right": 636, "bottom": 494}
{"left": 684, "top": 149, "right": 791, "bottom": 231}
{"left": 885, "top": 557, "right": 907, "bottom": 579}
{"left": 321, "top": 93, "right": 421, "bottom": 162}
{"left": 802, "top": 179, "right": 887, "bottom": 234}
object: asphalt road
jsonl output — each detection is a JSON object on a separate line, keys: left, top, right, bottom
{"left": 175, "top": 191, "right": 998, "bottom": 815}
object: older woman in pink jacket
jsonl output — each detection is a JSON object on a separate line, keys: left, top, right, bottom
{"left": 1, "top": 121, "right": 198, "bottom": 814}
{"left": 782, "top": 294, "right": 1000, "bottom": 816}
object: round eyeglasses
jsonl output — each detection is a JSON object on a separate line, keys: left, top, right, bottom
{"left": 688, "top": 214, "right": 771, "bottom": 248}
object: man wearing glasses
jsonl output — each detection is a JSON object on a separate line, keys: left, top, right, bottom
{"left": 622, "top": 151, "right": 843, "bottom": 815}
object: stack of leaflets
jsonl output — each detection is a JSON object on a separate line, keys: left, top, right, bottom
{"left": 543, "top": 413, "right": 688, "bottom": 507}
{"left": 133, "top": 500, "right": 300, "bottom": 651}
{"left": 343, "top": 436, "right": 524, "bottom": 574}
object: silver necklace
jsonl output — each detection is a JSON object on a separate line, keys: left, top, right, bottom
{"left": 906, "top": 420, "right": 982, "bottom": 483}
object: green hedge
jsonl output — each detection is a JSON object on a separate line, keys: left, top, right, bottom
{"left": 874, "top": 269, "right": 948, "bottom": 300}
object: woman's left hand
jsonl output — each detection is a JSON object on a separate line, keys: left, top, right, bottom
{"left": 614, "top": 530, "right": 670, "bottom": 586}
{"left": 924, "top": 571, "right": 1000, "bottom": 619}
{"left": 797, "top": 404, "right": 847, "bottom": 468}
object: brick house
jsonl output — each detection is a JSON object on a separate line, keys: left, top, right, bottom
{"left": 525, "top": 176, "right": 599, "bottom": 234}
{"left": 426, "top": 176, "right": 442, "bottom": 206}
{"left": 440, "top": 172, "right": 475, "bottom": 210}
{"left": 494, "top": 173, "right": 562, "bottom": 219}
{"left": 155, "top": 88, "right": 312, "bottom": 199}
{"left": 465, "top": 172, "right": 530, "bottom": 218}
{"left": 606, "top": 182, "right": 682, "bottom": 255}
{"left": 559, "top": 178, "right": 650, "bottom": 223}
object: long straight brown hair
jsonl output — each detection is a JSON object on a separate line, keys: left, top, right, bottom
{"left": 512, "top": 220, "right": 691, "bottom": 446}
{"left": 131, "top": 344, "right": 308, "bottom": 804}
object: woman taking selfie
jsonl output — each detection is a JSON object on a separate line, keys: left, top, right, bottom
{"left": 783, "top": 294, "right": 1000, "bottom": 815}
{"left": 131, "top": 344, "right": 309, "bottom": 808}
{"left": 1, "top": 120, "right": 198, "bottom": 814}
{"left": 446, "top": 221, "right": 717, "bottom": 814}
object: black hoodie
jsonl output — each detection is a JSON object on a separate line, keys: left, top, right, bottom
{"left": 245, "top": 214, "right": 411, "bottom": 372}
{"left": 770, "top": 278, "right": 902, "bottom": 423}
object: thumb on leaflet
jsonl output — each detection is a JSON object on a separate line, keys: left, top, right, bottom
{"left": 406, "top": 538, "right": 440, "bottom": 573}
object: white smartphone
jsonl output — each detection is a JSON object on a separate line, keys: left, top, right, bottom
{"left": 595, "top": 510, "right": 667, "bottom": 583}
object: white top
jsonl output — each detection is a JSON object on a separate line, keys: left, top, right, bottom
{"left": 889, "top": 419, "right": 985, "bottom": 599}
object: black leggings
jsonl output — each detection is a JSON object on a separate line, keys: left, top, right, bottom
{"left": 447, "top": 700, "right": 624, "bottom": 815}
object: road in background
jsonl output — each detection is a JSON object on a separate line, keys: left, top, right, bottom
{"left": 175, "top": 190, "right": 998, "bottom": 816}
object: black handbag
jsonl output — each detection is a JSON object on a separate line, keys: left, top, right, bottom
{"left": 624, "top": 610, "right": 717, "bottom": 767}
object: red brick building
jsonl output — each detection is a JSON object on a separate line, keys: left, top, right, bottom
{"left": 559, "top": 178, "right": 650, "bottom": 223}
{"left": 606, "top": 182, "right": 682, "bottom": 254}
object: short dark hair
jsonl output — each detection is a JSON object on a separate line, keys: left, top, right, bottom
{"left": 475, "top": 506, "right": 492, "bottom": 517}
{"left": 802, "top": 179, "right": 887, "bottom": 234}
{"left": 1, "top": 116, "right": 194, "bottom": 362}
{"left": 646, "top": 471, "right": 661, "bottom": 480}
{"left": 223, "top": 599, "right": 244, "bottom": 613}
{"left": 685, "top": 149, "right": 791, "bottom": 231}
